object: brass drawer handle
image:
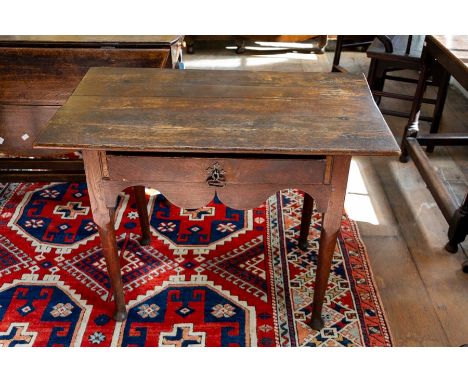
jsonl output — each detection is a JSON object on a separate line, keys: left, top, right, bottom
{"left": 206, "top": 162, "right": 226, "bottom": 187}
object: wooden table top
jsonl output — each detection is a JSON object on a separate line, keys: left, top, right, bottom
{"left": 427, "top": 35, "right": 468, "bottom": 89}
{"left": 0, "top": 35, "right": 182, "bottom": 47}
{"left": 35, "top": 67, "right": 400, "bottom": 156}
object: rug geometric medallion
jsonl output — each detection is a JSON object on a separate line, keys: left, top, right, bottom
{"left": 0, "top": 182, "right": 392, "bottom": 347}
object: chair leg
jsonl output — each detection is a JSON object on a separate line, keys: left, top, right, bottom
{"left": 426, "top": 66, "right": 451, "bottom": 152}
{"left": 235, "top": 39, "right": 245, "bottom": 54}
{"left": 368, "top": 60, "right": 386, "bottom": 105}
{"left": 367, "top": 59, "right": 378, "bottom": 88}
{"left": 299, "top": 193, "right": 314, "bottom": 250}
{"left": 445, "top": 193, "right": 468, "bottom": 254}
{"left": 133, "top": 186, "right": 151, "bottom": 246}
{"left": 332, "top": 36, "right": 345, "bottom": 72}
{"left": 186, "top": 37, "right": 195, "bottom": 54}
{"left": 374, "top": 76, "right": 386, "bottom": 106}
{"left": 316, "top": 35, "right": 328, "bottom": 54}
{"left": 400, "top": 60, "right": 430, "bottom": 162}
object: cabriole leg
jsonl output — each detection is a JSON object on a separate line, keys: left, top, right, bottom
{"left": 309, "top": 156, "right": 351, "bottom": 330}
{"left": 299, "top": 193, "right": 314, "bottom": 251}
{"left": 133, "top": 185, "right": 151, "bottom": 246}
{"left": 310, "top": 210, "right": 343, "bottom": 330}
{"left": 97, "top": 208, "right": 127, "bottom": 321}
{"left": 83, "top": 150, "right": 127, "bottom": 321}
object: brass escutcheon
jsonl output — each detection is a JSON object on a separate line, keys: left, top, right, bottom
{"left": 206, "top": 162, "right": 226, "bottom": 187}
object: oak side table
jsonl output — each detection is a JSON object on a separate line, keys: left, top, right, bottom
{"left": 35, "top": 67, "right": 400, "bottom": 330}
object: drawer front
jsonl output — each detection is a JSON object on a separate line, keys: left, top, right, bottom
{"left": 106, "top": 155, "right": 327, "bottom": 186}
{"left": 104, "top": 154, "right": 330, "bottom": 210}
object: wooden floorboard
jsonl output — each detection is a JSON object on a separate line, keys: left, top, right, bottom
{"left": 351, "top": 157, "right": 450, "bottom": 346}
{"left": 184, "top": 43, "right": 468, "bottom": 346}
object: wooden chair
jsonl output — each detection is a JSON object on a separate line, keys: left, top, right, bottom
{"left": 366, "top": 35, "right": 451, "bottom": 152}
{"left": 331, "top": 35, "right": 377, "bottom": 73}
{"left": 332, "top": 35, "right": 451, "bottom": 152}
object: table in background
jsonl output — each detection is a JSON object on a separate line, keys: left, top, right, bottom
{"left": 185, "top": 35, "right": 327, "bottom": 54}
{"left": 0, "top": 35, "right": 183, "bottom": 182}
{"left": 35, "top": 67, "right": 399, "bottom": 329}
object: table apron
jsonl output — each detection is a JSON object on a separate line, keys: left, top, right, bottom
{"left": 102, "top": 179, "right": 332, "bottom": 211}
{"left": 101, "top": 154, "right": 333, "bottom": 211}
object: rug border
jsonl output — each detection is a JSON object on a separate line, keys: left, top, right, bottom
{"left": 345, "top": 213, "right": 394, "bottom": 346}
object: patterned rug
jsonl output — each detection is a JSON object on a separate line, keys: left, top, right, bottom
{"left": 0, "top": 182, "right": 392, "bottom": 347}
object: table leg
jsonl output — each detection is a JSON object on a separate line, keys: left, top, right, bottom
{"left": 97, "top": 208, "right": 127, "bottom": 321}
{"left": 309, "top": 156, "right": 351, "bottom": 330}
{"left": 299, "top": 193, "right": 314, "bottom": 251}
{"left": 310, "top": 211, "right": 343, "bottom": 330}
{"left": 133, "top": 185, "right": 151, "bottom": 246}
{"left": 82, "top": 150, "right": 127, "bottom": 321}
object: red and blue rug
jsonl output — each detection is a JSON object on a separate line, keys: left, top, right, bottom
{"left": 0, "top": 182, "right": 392, "bottom": 346}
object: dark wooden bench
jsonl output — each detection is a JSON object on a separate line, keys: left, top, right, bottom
{"left": 401, "top": 35, "right": 468, "bottom": 270}
{"left": 0, "top": 35, "right": 183, "bottom": 182}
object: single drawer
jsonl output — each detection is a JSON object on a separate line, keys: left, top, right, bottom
{"left": 106, "top": 155, "right": 327, "bottom": 186}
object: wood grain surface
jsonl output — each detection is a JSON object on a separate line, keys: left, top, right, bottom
{"left": 428, "top": 35, "right": 468, "bottom": 89}
{"left": 35, "top": 68, "right": 400, "bottom": 156}
{"left": 0, "top": 35, "right": 182, "bottom": 47}
{"left": 0, "top": 48, "right": 172, "bottom": 105}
